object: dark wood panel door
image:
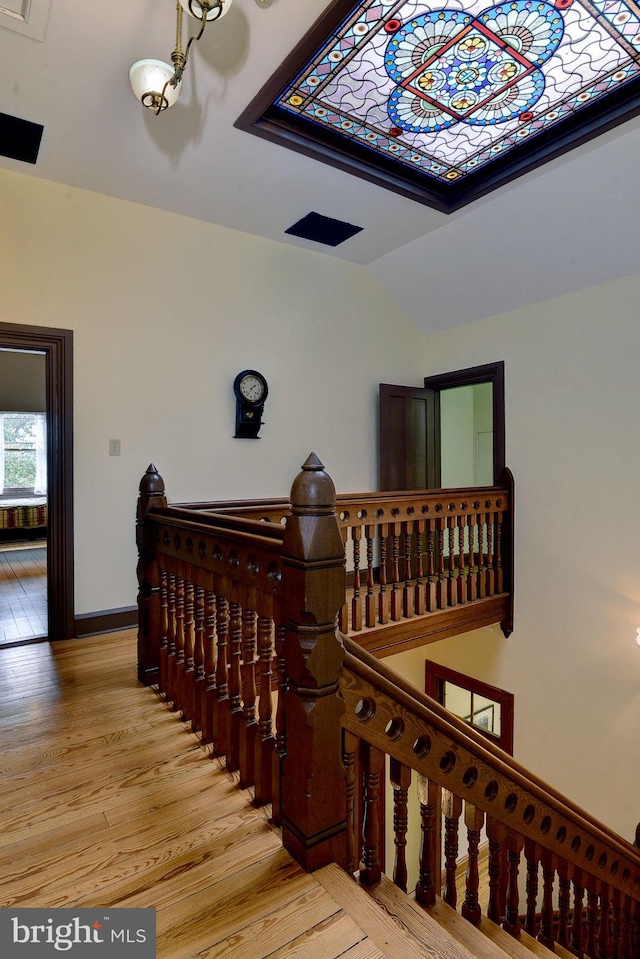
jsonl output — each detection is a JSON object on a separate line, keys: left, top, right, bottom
{"left": 379, "top": 384, "right": 439, "bottom": 491}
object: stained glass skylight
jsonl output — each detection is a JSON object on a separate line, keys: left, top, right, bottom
{"left": 236, "top": 0, "right": 640, "bottom": 212}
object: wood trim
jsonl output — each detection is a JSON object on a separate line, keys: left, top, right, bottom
{"left": 0, "top": 322, "right": 74, "bottom": 642}
{"left": 74, "top": 606, "right": 137, "bottom": 638}
{"left": 424, "top": 361, "right": 506, "bottom": 483}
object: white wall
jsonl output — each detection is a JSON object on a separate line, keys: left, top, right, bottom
{"left": 0, "top": 168, "right": 427, "bottom": 615}
{"left": 388, "top": 287, "right": 640, "bottom": 841}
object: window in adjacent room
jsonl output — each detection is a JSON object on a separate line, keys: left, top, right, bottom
{"left": 425, "top": 660, "right": 514, "bottom": 755}
{"left": 0, "top": 412, "right": 47, "bottom": 496}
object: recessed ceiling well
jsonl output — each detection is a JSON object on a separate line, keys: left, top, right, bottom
{"left": 237, "top": 0, "right": 640, "bottom": 212}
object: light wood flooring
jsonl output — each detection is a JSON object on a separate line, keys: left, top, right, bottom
{"left": 0, "top": 629, "right": 559, "bottom": 959}
{"left": 0, "top": 540, "right": 47, "bottom": 646}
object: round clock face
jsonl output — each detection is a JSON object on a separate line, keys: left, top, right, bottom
{"left": 238, "top": 373, "right": 265, "bottom": 403}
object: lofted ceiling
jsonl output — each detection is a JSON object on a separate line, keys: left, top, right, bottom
{"left": 1, "top": 0, "right": 640, "bottom": 334}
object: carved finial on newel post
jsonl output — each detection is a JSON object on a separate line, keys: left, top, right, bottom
{"left": 136, "top": 464, "right": 167, "bottom": 685}
{"left": 279, "top": 453, "right": 348, "bottom": 872}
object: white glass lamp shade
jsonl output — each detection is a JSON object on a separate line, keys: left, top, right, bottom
{"left": 179, "top": 0, "right": 233, "bottom": 21}
{"left": 129, "top": 59, "right": 182, "bottom": 112}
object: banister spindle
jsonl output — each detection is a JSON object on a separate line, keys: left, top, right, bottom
{"left": 437, "top": 516, "right": 447, "bottom": 609}
{"left": 390, "top": 758, "right": 411, "bottom": 893}
{"left": 212, "top": 594, "right": 229, "bottom": 755}
{"left": 254, "top": 615, "right": 275, "bottom": 805}
{"left": 476, "top": 512, "right": 486, "bottom": 599}
{"left": 181, "top": 579, "right": 195, "bottom": 723}
{"left": 585, "top": 884, "right": 599, "bottom": 959}
{"left": 571, "top": 869, "right": 585, "bottom": 959}
{"left": 447, "top": 515, "right": 457, "bottom": 607}
{"left": 524, "top": 838, "right": 541, "bottom": 935}
{"left": 467, "top": 516, "right": 477, "bottom": 602}
{"left": 270, "top": 623, "right": 286, "bottom": 821}
{"left": 378, "top": 524, "right": 389, "bottom": 624}
{"left": 462, "top": 802, "right": 484, "bottom": 924}
{"left": 426, "top": 519, "right": 436, "bottom": 612}
{"left": 351, "top": 526, "right": 363, "bottom": 632}
{"left": 487, "top": 816, "right": 506, "bottom": 924}
{"left": 390, "top": 522, "right": 402, "bottom": 621}
{"left": 173, "top": 575, "right": 185, "bottom": 714}
{"left": 503, "top": 830, "right": 524, "bottom": 936}
{"left": 201, "top": 589, "right": 216, "bottom": 745}
{"left": 415, "top": 774, "right": 440, "bottom": 907}
{"left": 343, "top": 729, "right": 358, "bottom": 876}
{"left": 365, "top": 524, "right": 376, "bottom": 627}
{"left": 611, "top": 889, "right": 623, "bottom": 959}
{"left": 598, "top": 886, "right": 612, "bottom": 959}
{"left": 359, "top": 742, "right": 384, "bottom": 886}
{"left": 159, "top": 568, "right": 169, "bottom": 697}
{"left": 402, "top": 522, "right": 414, "bottom": 619}
{"left": 486, "top": 513, "right": 495, "bottom": 596}
{"left": 557, "top": 859, "right": 571, "bottom": 948}
{"left": 457, "top": 515, "right": 467, "bottom": 605}
{"left": 414, "top": 519, "right": 426, "bottom": 615}
{"left": 538, "top": 849, "right": 556, "bottom": 949}
{"left": 238, "top": 606, "right": 258, "bottom": 789}
{"left": 225, "top": 601, "right": 243, "bottom": 772}
{"left": 443, "top": 790, "right": 463, "bottom": 908}
{"left": 165, "top": 571, "right": 177, "bottom": 705}
{"left": 192, "top": 584, "right": 205, "bottom": 734}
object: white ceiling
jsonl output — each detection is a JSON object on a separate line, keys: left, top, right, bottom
{"left": 2, "top": 0, "right": 639, "bottom": 334}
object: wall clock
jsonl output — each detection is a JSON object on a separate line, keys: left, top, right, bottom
{"left": 233, "top": 369, "right": 268, "bottom": 438}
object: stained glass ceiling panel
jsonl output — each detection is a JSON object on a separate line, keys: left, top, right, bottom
{"left": 236, "top": 0, "right": 640, "bottom": 212}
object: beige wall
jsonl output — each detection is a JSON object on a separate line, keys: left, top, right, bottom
{"left": 0, "top": 168, "right": 427, "bottom": 615}
{"left": 388, "top": 289, "right": 640, "bottom": 841}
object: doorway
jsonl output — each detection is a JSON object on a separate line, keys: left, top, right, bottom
{"left": 0, "top": 323, "right": 74, "bottom": 645}
{"left": 379, "top": 362, "right": 505, "bottom": 491}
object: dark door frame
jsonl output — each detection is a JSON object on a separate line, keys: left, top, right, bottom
{"left": 424, "top": 361, "right": 506, "bottom": 486}
{"left": 0, "top": 322, "right": 74, "bottom": 642}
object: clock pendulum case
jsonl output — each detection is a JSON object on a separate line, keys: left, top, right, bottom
{"left": 233, "top": 370, "right": 268, "bottom": 438}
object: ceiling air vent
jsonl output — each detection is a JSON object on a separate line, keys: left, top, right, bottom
{"left": 285, "top": 211, "right": 363, "bottom": 247}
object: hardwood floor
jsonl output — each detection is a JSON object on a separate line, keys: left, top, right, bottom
{"left": 0, "top": 630, "right": 387, "bottom": 959}
{"left": 0, "top": 540, "right": 47, "bottom": 645}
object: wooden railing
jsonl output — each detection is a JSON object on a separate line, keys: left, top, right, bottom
{"left": 169, "top": 469, "right": 514, "bottom": 656}
{"left": 136, "top": 453, "right": 640, "bottom": 959}
{"left": 339, "top": 639, "right": 640, "bottom": 957}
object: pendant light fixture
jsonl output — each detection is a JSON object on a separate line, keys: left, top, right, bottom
{"left": 129, "top": 0, "right": 234, "bottom": 115}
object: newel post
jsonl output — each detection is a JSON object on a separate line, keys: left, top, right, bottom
{"left": 279, "top": 453, "right": 348, "bottom": 872}
{"left": 136, "top": 464, "right": 167, "bottom": 685}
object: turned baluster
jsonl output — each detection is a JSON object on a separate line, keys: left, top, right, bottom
{"left": 598, "top": 886, "right": 612, "bottom": 959}
{"left": 476, "top": 512, "right": 487, "bottom": 599}
{"left": 225, "top": 601, "right": 243, "bottom": 772}
{"left": 503, "top": 830, "right": 524, "bottom": 937}
{"left": 414, "top": 520, "right": 426, "bottom": 615}
{"left": 524, "top": 838, "right": 541, "bottom": 935}
{"left": 270, "top": 624, "right": 287, "bottom": 822}
{"left": 390, "top": 522, "right": 402, "bottom": 621}
{"left": 201, "top": 589, "right": 216, "bottom": 745}
{"left": 378, "top": 524, "right": 389, "bottom": 624}
{"left": 447, "top": 515, "right": 458, "bottom": 607}
{"left": 192, "top": 584, "right": 205, "bottom": 734}
{"left": 585, "top": 884, "right": 600, "bottom": 959}
{"left": 415, "top": 774, "right": 441, "bottom": 906}
{"left": 212, "top": 594, "right": 229, "bottom": 755}
{"left": 165, "top": 571, "right": 177, "bottom": 705}
{"left": 485, "top": 514, "right": 495, "bottom": 596}
{"left": 338, "top": 526, "right": 349, "bottom": 633}
{"left": 557, "top": 860, "right": 571, "bottom": 949}
{"left": 621, "top": 893, "right": 633, "bottom": 959}
{"left": 495, "top": 511, "right": 504, "bottom": 593}
{"left": 457, "top": 515, "right": 467, "bottom": 605}
{"left": 402, "top": 522, "right": 414, "bottom": 619}
{"left": 254, "top": 615, "right": 275, "bottom": 805}
{"left": 343, "top": 729, "right": 358, "bottom": 876}
{"left": 538, "top": 849, "right": 556, "bottom": 949}
{"left": 159, "top": 568, "right": 169, "bottom": 698}
{"left": 611, "top": 889, "right": 623, "bottom": 959}
{"left": 467, "top": 516, "right": 477, "bottom": 602}
{"left": 443, "top": 790, "right": 463, "bottom": 909}
{"left": 436, "top": 516, "right": 447, "bottom": 609}
{"left": 172, "top": 575, "right": 185, "bottom": 714}
{"left": 426, "top": 519, "right": 437, "bottom": 612}
{"left": 365, "top": 524, "right": 376, "bottom": 627}
{"left": 571, "top": 868, "right": 585, "bottom": 959}
{"left": 390, "top": 758, "right": 411, "bottom": 893}
{"left": 632, "top": 899, "right": 640, "bottom": 959}
{"left": 238, "top": 606, "right": 258, "bottom": 789}
{"left": 351, "top": 526, "right": 363, "bottom": 632}
{"left": 462, "top": 802, "right": 484, "bottom": 924}
{"left": 181, "top": 579, "right": 196, "bottom": 724}
{"left": 359, "top": 742, "right": 384, "bottom": 886}
{"left": 487, "top": 816, "right": 507, "bottom": 924}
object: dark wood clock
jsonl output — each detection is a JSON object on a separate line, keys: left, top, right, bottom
{"left": 233, "top": 370, "right": 268, "bottom": 438}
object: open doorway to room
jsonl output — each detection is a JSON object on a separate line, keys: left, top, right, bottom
{"left": 0, "top": 323, "right": 74, "bottom": 646}
{"left": 0, "top": 360, "right": 48, "bottom": 645}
